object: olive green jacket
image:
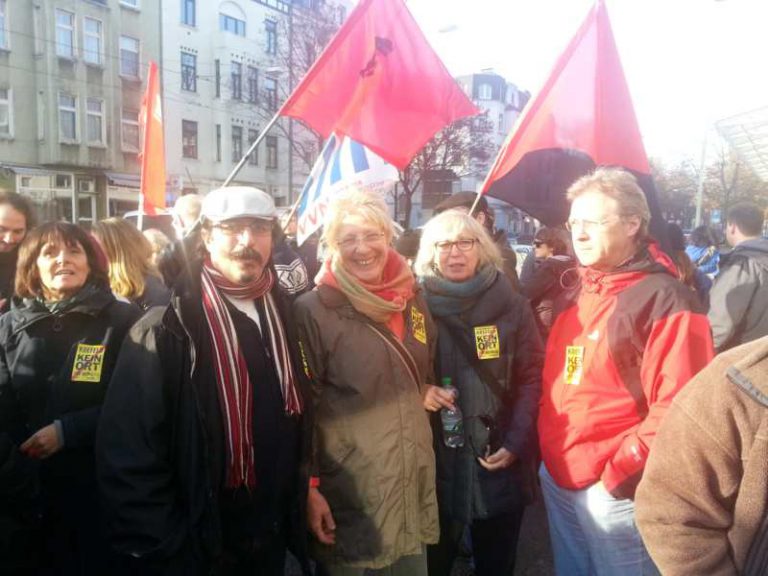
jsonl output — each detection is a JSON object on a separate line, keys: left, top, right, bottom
{"left": 294, "top": 285, "right": 439, "bottom": 568}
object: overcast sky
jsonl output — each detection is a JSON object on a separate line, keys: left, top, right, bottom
{"left": 400, "top": 0, "right": 768, "bottom": 165}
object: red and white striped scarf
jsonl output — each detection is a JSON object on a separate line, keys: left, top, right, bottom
{"left": 200, "top": 258, "right": 302, "bottom": 489}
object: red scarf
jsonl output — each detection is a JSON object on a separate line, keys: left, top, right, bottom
{"left": 316, "top": 248, "right": 415, "bottom": 340}
{"left": 201, "top": 259, "right": 302, "bottom": 489}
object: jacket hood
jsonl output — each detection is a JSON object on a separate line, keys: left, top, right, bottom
{"left": 726, "top": 237, "right": 768, "bottom": 261}
{"left": 726, "top": 336, "right": 768, "bottom": 408}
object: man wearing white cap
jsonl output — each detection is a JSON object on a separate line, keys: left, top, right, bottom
{"left": 97, "top": 186, "right": 309, "bottom": 576}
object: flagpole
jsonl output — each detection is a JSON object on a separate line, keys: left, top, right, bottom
{"left": 468, "top": 168, "right": 495, "bottom": 218}
{"left": 223, "top": 111, "right": 282, "bottom": 187}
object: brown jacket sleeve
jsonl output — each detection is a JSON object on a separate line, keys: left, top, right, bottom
{"left": 635, "top": 357, "right": 741, "bottom": 576}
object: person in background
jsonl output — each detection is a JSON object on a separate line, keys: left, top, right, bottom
{"left": 685, "top": 224, "right": 720, "bottom": 276}
{"left": 434, "top": 192, "right": 520, "bottom": 292}
{"left": 394, "top": 228, "right": 422, "bottom": 270}
{"left": 92, "top": 218, "right": 171, "bottom": 311}
{"left": 294, "top": 189, "right": 438, "bottom": 576}
{"left": 519, "top": 226, "right": 576, "bottom": 339}
{"left": 416, "top": 211, "right": 543, "bottom": 576}
{"left": 0, "top": 222, "right": 140, "bottom": 575}
{"left": 707, "top": 202, "right": 768, "bottom": 352}
{"left": 171, "top": 193, "right": 203, "bottom": 239}
{"left": 157, "top": 194, "right": 204, "bottom": 288}
{"left": 635, "top": 335, "right": 768, "bottom": 575}
{"left": 538, "top": 168, "right": 714, "bottom": 576}
{"left": 142, "top": 228, "right": 172, "bottom": 269}
{"left": 0, "top": 192, "right": 35, "bottom": 312}
{"left": 665, "top": 223, "right": 711, "bottom": 307}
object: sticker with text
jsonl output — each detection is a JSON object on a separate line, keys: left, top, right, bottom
{"left": 474, "top": 325, "right": 500, "bottom": 360}
{"left": 71, "top": 344, "right": 106, "bottom": 383}
{"left": 564, "top": 345, "right": 585, "bottom": 385}
{"left": 411, "top": 308, "right": 427, "bottom": 344}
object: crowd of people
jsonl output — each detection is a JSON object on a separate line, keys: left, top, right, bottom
{"left": 0, "top": 166, "right": 765, "bottom": 576}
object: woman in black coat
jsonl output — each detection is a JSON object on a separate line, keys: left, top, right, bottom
{"left": 416, "top": 212, "right": 544, "bottom": 576}
{"left": 0, "top": 222, "right": 140, "bottom": 575}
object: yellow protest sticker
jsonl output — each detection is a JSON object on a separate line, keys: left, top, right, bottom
{"left": 411, "top": 308, "right": 427, "bottom": 344}
{"left": 564, "top": 346, "right": 585, "bottom": 385}
{"left": 298, "top": 341, "right": 312, "bottom": 378}
{"left": 474, "top": 325, "right": 500, "bottom": 360}
{"left": 71, "top": 344, "right": 106, "bottom": 383}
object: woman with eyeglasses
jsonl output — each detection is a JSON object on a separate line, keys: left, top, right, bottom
{"left": 414, "top": 211, "right": 543, "bottom": 576}
{"left": 293, "top": 189, "right": 439, "bottom": 576}
{"left": 520, "top": 227, "right": 577, "bottom": 339}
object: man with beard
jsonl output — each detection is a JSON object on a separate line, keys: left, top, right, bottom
{"left": 0, "top": 192, "right": 35, "bottom": 311}
{"left": 97, "top": 186, "right": 309, "bottom": 576}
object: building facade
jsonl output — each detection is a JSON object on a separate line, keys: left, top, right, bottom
{"left": 0, "top": 0, "right": 160, "bottom": 224}
{"left": 399, "top": 71, "right": 535, "bottom": 236}
{"left": 162, "top": 0, "right": 347, "bottom": 206}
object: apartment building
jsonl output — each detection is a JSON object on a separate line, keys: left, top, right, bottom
{"left": 0, "top": 0, "right": 160, "bottom": 224}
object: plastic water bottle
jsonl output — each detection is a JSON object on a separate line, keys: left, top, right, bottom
{"left": 440, "top": 377, "right": 464, "bottom": 448}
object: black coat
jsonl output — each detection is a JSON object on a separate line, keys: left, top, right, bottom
{"left": 520, "top": 255, "right": 577, "bottom": 338}
{"left": 96, "top": 263, "right": 312, "bottom": 576}
{"left": 0, "top": 286, "right": 140, "bottom": 573}
{"left": 426, "top": 273, "right": 544, "bottom": 523}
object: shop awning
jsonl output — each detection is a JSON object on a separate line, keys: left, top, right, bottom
{"left": 105, "top": 171, "right": 141, "bottom": 188}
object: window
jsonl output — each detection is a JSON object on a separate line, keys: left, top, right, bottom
{"left": 58, "top": 93, "right": 77, "bottom": 141}
{"left": 83, "top": 17, "right": 102, "bottom": 65}
{"left": 121, "top": 108, "right": 139, "bottom": 152}
{"left": 230, "top": 61, "right": 242, "bottom": 100}
{"left": 55, "top": 9, "right": 75, "bottom": 59}
{"left": 498, "top": 113, "right": 504, "bottom": 134}
{"left": 215, "top": 124, "right": 221, "bottom": 162}
{"left": 182, "top": 120, "right": 198, "bottom": 158}
{"left": 219, "top": 14, "right": 245, "bottom": 36}
{"left": 264, "top": 77, "right": 277, "bottom": 112}
{"left": 119, "top": 36, "right": 140, "bottom": 78}
{"left": 247, "top": 66, "right": 258, "bottom": 103}
{"left": 181, "top": 0, "right": 196, "bottom": 26}
{"left": 265, "top": 19, "right": 277, "bottom": 55}
{"left": 0, "top": 1, "right": 7, "bottom": 50}
{"left": 231, "top": 126, "right": 243, "bottom": 162}
{"left": 181, "top": 51, "right": 196, "bottom": 92}
{"left": 266, "top": 135, "right": 278, "bottom": 169}
{"left": 248, "top": 129, "right": 258, "bottom": 165}
{"left": 0, "top": 88, "right": 12, "bottom": 137}
{"left": 86, "top": 98, "right": 105, "bottom": 145}
{"left": 214, "top": 59, "right": 221, "bottom": 98}
{"left": 120, "top": 0, "right": 140, "bottom": 8}
{"left": 477, "top": 83, "right": 493, "bottom": 100}
{"left": 55, "top": 174, "right": 72, "bottom": 189}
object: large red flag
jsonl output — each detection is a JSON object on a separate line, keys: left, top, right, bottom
{"left": 139, "top": 61, "right": 166, "bottom": 216}
{"left": 279, "top": 0, "right": 479, "bottom": 170}
{"left": 481, "top": 0, "right": 665, "bottom": 240}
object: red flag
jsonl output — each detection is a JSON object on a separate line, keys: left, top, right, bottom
{"left": 279, "top": 0, "right": 478, "bottom": 170}
{"left": 139, "top": 61, "right": 166, "bottom": 216}
{"left": 481, "top": 0, "right": 664, "bottom": 239}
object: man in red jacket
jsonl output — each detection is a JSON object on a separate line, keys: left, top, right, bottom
{"left": 537, "top": 168, "right": 713, "bottom": 576}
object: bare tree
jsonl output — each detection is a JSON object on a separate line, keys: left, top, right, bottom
{"left": 396, "top": 111, "right": 494, "bottom": 227}
{"left": 260, "top": 2, "right": 347, "bottom": 174}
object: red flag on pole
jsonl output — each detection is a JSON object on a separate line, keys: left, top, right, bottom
{"left": 279, "top": 0, "right": 479, "bottom": 170}
{"left": 139, "top": 61, "right": 166, "bottom": 217}
{"left": 481, "top": 0, "right": 665, "bottom": 240}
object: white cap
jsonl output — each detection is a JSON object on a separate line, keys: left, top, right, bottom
{"left": 201, "top": 186, "right": 277, "bottom": 223}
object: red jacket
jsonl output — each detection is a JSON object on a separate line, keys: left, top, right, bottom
{"left": 538, "top": 244, "right": 714, "bottom": 498}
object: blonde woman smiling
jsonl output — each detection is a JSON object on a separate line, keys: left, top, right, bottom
{"left": 294, "top": 189, "right": 438, "bottom": 576}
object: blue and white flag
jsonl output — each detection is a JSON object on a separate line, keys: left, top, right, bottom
{"left": 296, "top": 132, "right": 399, "bottom": 246}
